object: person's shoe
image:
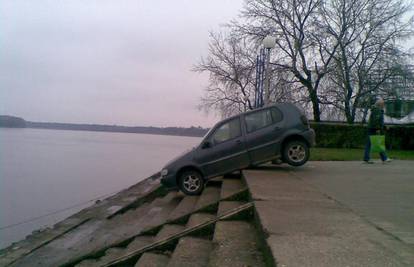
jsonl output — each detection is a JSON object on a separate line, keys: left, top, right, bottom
{"left": 363, "top": 160, "right": 374, "bottom": 164}
{"left": 382, "top": 158, "right": 393, "bottom": 163}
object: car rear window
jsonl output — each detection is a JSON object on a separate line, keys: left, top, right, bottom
{"left": 212, "top": 118, "right": 241, "bottom": 144}
{"left": 245, "top": 109, "right": 273, "bottom": 133}
{"left": 271, "top": 107, "right": 283, "bottom": 123}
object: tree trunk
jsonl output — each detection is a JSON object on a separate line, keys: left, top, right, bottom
{"left": 309, "top": 89, "right": 321, "bottom": 122}
{"left": 344, "top": 100, "right": 354, "bottom": 124}
{"left": 362, "top": 107, "right": 369, "bottom": 123}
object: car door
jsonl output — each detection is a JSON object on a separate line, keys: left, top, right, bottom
{"left": 243, "top": 107, "right": 284, "bottom": 164}
{"left": 195, "top": 117, "right": 249, "bottom": 178}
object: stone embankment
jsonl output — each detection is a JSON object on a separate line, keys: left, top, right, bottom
{"left": 1, "top": 172, "right": 264, "bottom": 267}
{"left": 2, "top": 161, "right": 414, "bottom": 267}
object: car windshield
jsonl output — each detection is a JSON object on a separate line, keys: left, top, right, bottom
{"left": 199, "top": 116, "right": 241, "bottom": 145}
{"left": 200, "top": 127, "right": 214, "bottom": 145}
{"left": 212, "top": 118, "right": 241, "bottom": 144}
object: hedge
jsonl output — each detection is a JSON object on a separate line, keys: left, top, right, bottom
{"left": 310, "top": 122, "right": 414, "bottom": 150}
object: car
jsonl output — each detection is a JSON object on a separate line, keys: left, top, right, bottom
{"left": 160, "top": 103, "right": 316, "bottom": 195}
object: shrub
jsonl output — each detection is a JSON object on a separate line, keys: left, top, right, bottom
{"left": 310, "top": 122, "right": 414, "bottom": 150}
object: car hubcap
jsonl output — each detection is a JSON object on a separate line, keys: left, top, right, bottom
{"left": 183, "top": 174, "right": 201, "bottom": 192}
{"left": 288, "top": 145, "right": 306, "bottom": 162}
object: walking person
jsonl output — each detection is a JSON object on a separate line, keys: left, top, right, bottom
{"left": 363, "top": 98, "right": 392, "bottom": 164}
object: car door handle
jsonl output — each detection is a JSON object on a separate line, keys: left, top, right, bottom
{"left": 235, "top": 139, "right": 242, "bottom": 145}
{"left": 274, "top": 126, "right": 282, "bottom": 131}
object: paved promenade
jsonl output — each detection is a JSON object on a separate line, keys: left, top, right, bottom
{"left": 244, "top": 161, "right": 414, "bottom": 267}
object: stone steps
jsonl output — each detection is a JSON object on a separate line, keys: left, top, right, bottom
{"left": 104, "top": 180, "right": 161, "bottom": 219}
{"left": 185, "top": 213, "right": 216, "bottom": 229}
{"left": 167, "top": 237, "right": 212, "bottom": 267}
{"left": 74, "top": 175, "right": 259, "bottom": 267}
{"left": 97, "top": 248, "right": 124, "bottom": 265}
{"left": 74, "top": 236, "right": 156, "bottom": 267}
{"left": 75, "top": 259, "right": 99, "bottom": 267}
{"left": 155, "top": 224, "right": 186, "bottom": 242}
{"left": 135, "top": 252, "right": 170, "bottom": 267}
{"left": 217, "top": 201, "right": 246, "bottom": 216}
{"left": 141, "top": 192, "right": 182, "bottom": 232}
{"left": 125, "top": 236, "right": 155, "bottom": 253}
{"left": 73, "top": 192, "right": 181, "bottom": 267}
{"left": 110, "top": 236, "right": 155, "bottom": 264}
{"left": 0, "top": 176, "right": 164, "bottom": 267}
{"left": 167, "top": 195, "right": 199, "bottom": 222}
{"left": 194, "top": 187, "right": 221, "bottom": 211}
{"left": 208, "top": 220, "right": 265, "bottom": 267}
{"left": 112, "top": 202, "right": 152, "bottom": 224}
{"left": 220, "top": 178, "right": 246, "bottom": 200}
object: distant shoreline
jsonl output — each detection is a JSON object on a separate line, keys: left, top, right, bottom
{"left": 0, "top": 115, "right": 209, "bottom": 138}
{"left": 24, "top": 125, "right": 206, "bottom": 138}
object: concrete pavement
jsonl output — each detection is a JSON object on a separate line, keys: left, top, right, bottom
{"left": 293, "top": 161, "right": 414, "bottom": 246}
{"left": 243, "top": 161, "right": 414, "bottom": 267}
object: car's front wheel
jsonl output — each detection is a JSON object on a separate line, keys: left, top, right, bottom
{"left": 283, "top": 140, "right": 309, "bottom": 166}
{"left": 178, "top": 170, "right": 204, "bottom": 195}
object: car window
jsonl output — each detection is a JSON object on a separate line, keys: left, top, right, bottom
{"left": 245, "top": 109, "right": 273, "bottom": 133}
{"left": 212, "top": 118, "right": 241, "bottom": 144}
{"left": 271, "top": 107, "right": 283, "bottom": 123}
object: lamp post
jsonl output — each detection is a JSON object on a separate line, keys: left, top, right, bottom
{"left": 263, "top": 35, "right": 276, "bottom": 106}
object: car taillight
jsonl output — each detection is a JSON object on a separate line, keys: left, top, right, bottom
{"left": 300, "top": 115, "right": 309, "bottom": 128}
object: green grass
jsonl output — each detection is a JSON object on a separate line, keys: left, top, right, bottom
{"left": 310, "top": 148, "right": 414, "bottom": 161}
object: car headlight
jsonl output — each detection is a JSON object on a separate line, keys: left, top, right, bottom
{"left": 161, "top": 169, "right": 168, "bottom": 176}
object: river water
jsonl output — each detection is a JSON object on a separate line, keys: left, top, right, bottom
{"left": 0, "top": 128, "right": 201, "bottom": 249}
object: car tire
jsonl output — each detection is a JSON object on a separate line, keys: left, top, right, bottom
{"left": 178, "top": 170, "right": 204, "bottom": 195}
{"left": 283, "top": 140, "right": 309, "bottom": 166}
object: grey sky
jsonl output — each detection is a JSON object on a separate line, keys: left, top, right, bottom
{"left": 0, "top": 0, "right": 244, "bottom": 127}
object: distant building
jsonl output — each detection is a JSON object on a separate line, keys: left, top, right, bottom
{"left": 385, "top": 100, "right": 414, "bottom": 118}
{"left": 379, "top": 64, "right": 414, "bottom": 122}
{"left": 385, "top": 108, "right": 414, "bottom": 124}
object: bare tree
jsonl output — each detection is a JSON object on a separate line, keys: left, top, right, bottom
{"left": 195, "top": 0, "right": 413, "bottom": 121}
{"left": 232, "top": 0, "right": 342, "bottom": 121}
{"left": 195, "top": 31, "right": 298, "bottom": 118}
{"left": 321, "top": 0, "right": 413, "bottom": 123}
{"left": 193, "top": 32, "right": 257, "bottom": 118}
{"left": 268, "top": 67, "right": 300, "bottom": 103}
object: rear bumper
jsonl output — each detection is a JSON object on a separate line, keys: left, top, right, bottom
{"left": 303, "top": 128, "right": 316, "bottom": 147}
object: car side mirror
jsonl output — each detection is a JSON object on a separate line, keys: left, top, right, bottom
{"left": 201, "top": 141, "right": 211, "bottom": 149}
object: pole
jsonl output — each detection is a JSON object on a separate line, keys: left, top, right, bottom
{"left": 264, "top": 47, "right": 271, "bottom": 106}
{"left": 259, "top": 48, "right": 265, "bottom": 107}
{"left": 255, "top": 55, "right": 260, "bottom": 108}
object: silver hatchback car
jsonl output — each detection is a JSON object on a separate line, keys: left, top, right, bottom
{"left": 160, "top": 103, "right": 315, "bottom": 195}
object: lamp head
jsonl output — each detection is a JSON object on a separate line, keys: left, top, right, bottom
{"left": 263, "top": 35, "right": 276, "bottom": 49}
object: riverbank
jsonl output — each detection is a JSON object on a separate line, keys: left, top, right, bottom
{"left": 0, "top": 172, "right": 163, "bottom": 266}
{"left": 1, "top": 172, "right": 254, "bottom": 266}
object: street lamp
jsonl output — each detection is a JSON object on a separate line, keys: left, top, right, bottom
{"left": 263, "top": 35, "right": 276, "bottom": 105}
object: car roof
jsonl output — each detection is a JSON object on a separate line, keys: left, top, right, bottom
{"left": 224, "top": 103, "right": 284, "bottom": 122}
{"left": 206, "top": 103, "right": 298, "bottom": 137}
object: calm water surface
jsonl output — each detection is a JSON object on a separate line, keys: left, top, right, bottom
{"left": 0, "top": 128, "right": 201, "bottom": 249}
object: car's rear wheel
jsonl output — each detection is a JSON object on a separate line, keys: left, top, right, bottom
{"left": 178, "top": 170, "right": 204, "bottom": 195}
{"left": 283, "top": 140, "right": 309, "bottom": 166}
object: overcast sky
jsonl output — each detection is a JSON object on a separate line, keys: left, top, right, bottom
{"left": 0, "top": 0, "right": 244, "bottom": 127}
